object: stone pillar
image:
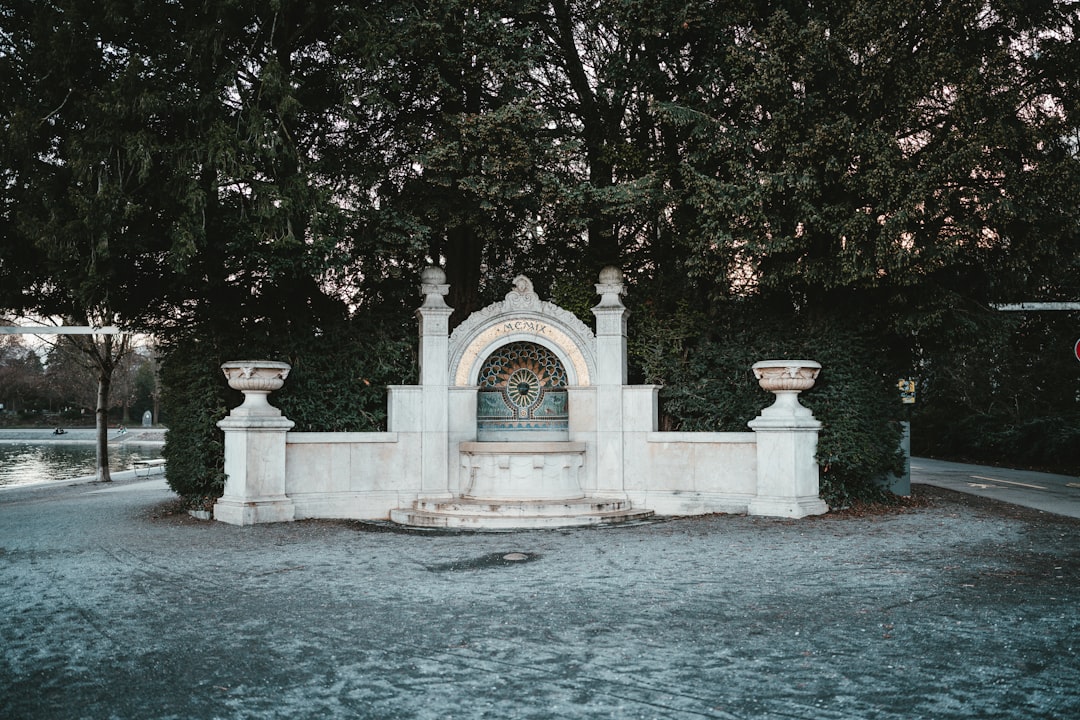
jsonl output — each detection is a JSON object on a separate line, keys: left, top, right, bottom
{"left": 214, "top": 361, "right": 296, "bottom": 525}
{"left": 592, "top": 267, "right": 628, "bottom": 494}
{"left": 593, "top": 266, "right": 628, "bottom": 384}
{"left": 416, "top": 267, "right": 453, "bottom": 497}
{"left": 747, "top": 360, "right": 829, "bottom": 518}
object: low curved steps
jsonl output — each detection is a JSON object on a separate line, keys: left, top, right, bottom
{"left": 389, "top": 497, "right": 654, "bottom": 529}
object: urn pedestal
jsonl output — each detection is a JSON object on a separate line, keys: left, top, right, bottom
{"left": 747, "top": 360, "right": 828, "bottom": 518}
{"left": 214, "top": 361, "right": 296, "bottom": 525}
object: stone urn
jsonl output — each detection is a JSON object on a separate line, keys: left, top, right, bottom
{"left": 751, "top": 360, "right": 821, "bottom": 420}
{"left": 220, "top": 361, "right": 291, "bottom": 417}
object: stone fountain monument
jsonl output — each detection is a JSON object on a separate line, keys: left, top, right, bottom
{"left": 214, "top": 268, "right": 828, "bottom": 527}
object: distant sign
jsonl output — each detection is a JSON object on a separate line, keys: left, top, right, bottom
{"left": 1075, "top": 338, "right": 1080, "bottom": 363}
{"left": 898, "top": 379, "right": 916, "bottom": 404}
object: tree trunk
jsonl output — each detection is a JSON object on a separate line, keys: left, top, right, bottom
{"left": 550, "top": 0, "right": 620, "bottom": 274}
{"left": 445, "top": 223, "right": 483, "bottom": 329}
{"left": 95, "top": 371, "right": 112, "bottom": 483}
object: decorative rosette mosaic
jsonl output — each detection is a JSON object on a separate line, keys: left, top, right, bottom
{"left": 476, "top": 342, "right": 569, "bottom": 432}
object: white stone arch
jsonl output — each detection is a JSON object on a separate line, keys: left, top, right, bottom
{"left": 448, "top": 276, "right": 597, "bottom": 388}
{"left": 460, "top": 331, "right": 581, "bottom": 387}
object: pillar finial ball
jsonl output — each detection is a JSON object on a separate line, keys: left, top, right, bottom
{"left": 598, "top": 266, "right": 622, "bottom": 285}
{"left": 421, "top": 266, "right": 447, "bottom": 285}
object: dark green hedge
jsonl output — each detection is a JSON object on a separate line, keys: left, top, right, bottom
{"left": 630, "top": 304, "right": 905, "bottom": 508}
{"left": 159, "top": 342, "right": 229, "bottom": 505}
{"left": 273, "top": 320, "right": 415, "bottom": 432}
{"left": 158, "top": 316, "right": 414, "bottom": 505}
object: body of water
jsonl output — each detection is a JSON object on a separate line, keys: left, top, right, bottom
{"left": 0, "top": 441, "right": 164, "bottom": 488}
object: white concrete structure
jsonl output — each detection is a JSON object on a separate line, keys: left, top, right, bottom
{"left": 215, "top": 268, "right": 829, "bottom": 527}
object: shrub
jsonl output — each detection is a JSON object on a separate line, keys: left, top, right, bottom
{"left": 159, "top": 340, "right": 230, "bottom": 504}
{"left": 630, "top": 303, "right": 905, "bottom": 508}
{"left": 157, "top": 314, "right": 415, "bottom": 504}
{"left": 274, "top": 318, "right": 414, "bottom": 432}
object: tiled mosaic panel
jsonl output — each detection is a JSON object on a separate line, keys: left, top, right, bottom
{"left": 477, "top": 342, "right": 568, "bottom": 389}
{"left": 476, "top": 341, "right": 569, "bottom": 432}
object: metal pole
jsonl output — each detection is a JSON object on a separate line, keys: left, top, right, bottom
{"left": 0, "top": 326, "right": 122, "bottom": 335}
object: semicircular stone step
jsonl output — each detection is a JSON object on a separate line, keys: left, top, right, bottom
{"left": 413, "top": 498, "right": 634, "bottom": 517}
{"left": 389, "top": 500, "right": 654, "bottom": 529}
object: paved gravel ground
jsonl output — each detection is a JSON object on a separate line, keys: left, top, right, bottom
{"left": 1, "top": 477, "right": 1078, "bottom": 720}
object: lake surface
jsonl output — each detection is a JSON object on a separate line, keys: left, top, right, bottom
{"left": 0, "top": 441, "right": 164, "bottom": 488}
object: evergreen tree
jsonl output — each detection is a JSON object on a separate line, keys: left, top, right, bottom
{"left": 669, "top": 1, "right": 1079, "bottom": 338}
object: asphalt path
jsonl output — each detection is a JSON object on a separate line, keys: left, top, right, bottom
{"left": 912, "top": 457, "right": 1080, "bottom": 519}
{"left": 1, "top": 467, "right": 1079, "bottom": 719}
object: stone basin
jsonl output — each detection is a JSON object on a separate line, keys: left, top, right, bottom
{"left": 459, "top": 441, "right": 586, "bottom": 501}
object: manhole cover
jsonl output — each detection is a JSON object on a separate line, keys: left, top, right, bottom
{"left": 502, "top": 552, "right": 528, "bottom": 561}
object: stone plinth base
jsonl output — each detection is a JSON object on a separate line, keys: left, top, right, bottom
{"left": 214, "top": 496, "right": 295, "bottom": 526}
{"left": 747, "top": 495, "right": 828, "bottom": 519}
